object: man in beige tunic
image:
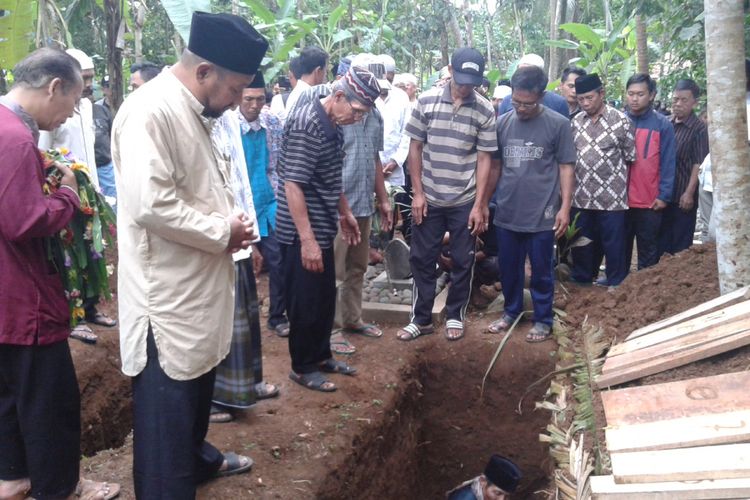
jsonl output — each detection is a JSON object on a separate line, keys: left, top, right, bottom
{"left": 111, "top": 12, "right": 268, "bottom": 497}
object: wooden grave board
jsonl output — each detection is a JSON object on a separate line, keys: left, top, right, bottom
{"left": 590, "top": 474, "right": 750, "bottom": 499}
{"left": 610, "top": 443, "right": 750, "bottom": 484}
{"left": 605, "top": 410, "right": 750, "bottom": 453}
{"left": 625, "top": 286, "right": 750, "bottom": 341}
{"left": 601, "top": 370, "right": 750, "bottom": 427}
{"left": 609, "top": 299, "right": 750, "bottom": 358}
{"left": 602, "top": 317, "right": 750, "bottom": 374}
{"left": 596, "top": 326, "right": 750, "bottom": 388}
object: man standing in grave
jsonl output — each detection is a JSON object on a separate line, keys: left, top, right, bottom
{"left": 488, "top": 65, "right": 576, "bottom": 342}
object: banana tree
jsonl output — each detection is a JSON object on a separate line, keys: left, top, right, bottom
{"left": 0, "top": 0, "right": 74, "bottom": 70}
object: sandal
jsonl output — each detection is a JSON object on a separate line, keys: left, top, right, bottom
{"left": 487, "top": 314, "right": 515, "bottom": 334}
{"left": 396, "top": 323, "right": 434, "bottom": 341}
{"left": 75, "top": 478, "right": 121, "bottom": 500}
{"left": 216, "top": 452, "right": 253, "bottom": 477}
{"left": 318, "top": 358, "right": 357, "bottom": 376}
{"left": 253, "top": 381, "right": 280, "bottom": 400}
{"left": 70, "top": 324, "right": 98, "bottom": 344}
{"left": 330, "top": 332, "right": 356, "bottom": 355}
{"left": 445, "top": 319, "right": 464, "bottom": 341}
{"left": 342, "top": 323, "right": 383, "bottom": 338}
{"left": 87, "top": 312, "right": 117, "bottom": 328}
{"left": 526, "top": 322, "right": 552, "bottom": 343}
{"left": 289, "top": 371, "right": 337, "bottom": 392}
{"left": 271, "top": 322, "right": 290, "bottom": 338}
{"left": 210, "top": 404, "right": 234, "bottom": 423}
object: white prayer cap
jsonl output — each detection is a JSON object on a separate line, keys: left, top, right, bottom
{"left": 66, "top": 48, "right": 94, "bottom": 70}
{"left": 380, "top": 54, "right": 396, "bottom": 73}
{"left": 493, "top": 85, "right": 512, "bottom": 99}
{"left": 394, "top": 72, "right": 417, "bottom": 87}
{"left": 518, "top": 53, "right": 545, "bottom": 70}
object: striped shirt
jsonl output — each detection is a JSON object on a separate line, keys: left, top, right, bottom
{"left": 404, "top": 84, "right": 497, "bottom": 207}
{"left": 276, "top": 98, "right": 344, "bottom": 249}
{"left": 671, "top": 112, "right": 709, "bottom": 201}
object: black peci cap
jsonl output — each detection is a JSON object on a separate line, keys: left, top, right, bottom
{"left": 484, "top": 454, "right": 522, "bottom": 493}
{"left": 575, "top": 73, "right": 603, "bottom": 94}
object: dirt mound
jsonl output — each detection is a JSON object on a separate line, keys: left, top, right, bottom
{"left": 560, "top": 245, "right": 720, "bottom": 345}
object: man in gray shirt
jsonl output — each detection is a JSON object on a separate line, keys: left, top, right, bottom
{"left": 488, "top": 65, "right": 576, "bottom": 342}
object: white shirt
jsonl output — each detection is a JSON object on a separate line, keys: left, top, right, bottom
{"left": 280, "top": 80, "right": 310, "bottom": 123}
{"left": 39, "top": 98, "right": 100, "bottom": 188}
{"left": 376, "top": 87, "right": 411, "bottom": 186}
{"left": 112, "top": 70, "right": 236, "bottom": 381}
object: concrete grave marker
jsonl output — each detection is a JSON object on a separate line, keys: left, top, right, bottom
{"left": 384, "top": 239, "right": 411, "bottom": 279}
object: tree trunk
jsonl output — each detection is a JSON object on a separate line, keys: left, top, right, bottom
{"left": 704, "top": 0, "right": 750, "bottom": 293}
{"left": 485, "top": 19, "right": 492, "bottom": 69}
{"left": 446, "top": 0, "right": 463, "bottom": 47}
{"left": 0, "top": 70, "right": 7, "bottom": 95}
{"left": 602, "top": 0, "right": 613, "bottom": 33}
{"left": 548, "top": 0, "right": 565, "bottom": 80}
{"left": 104, "top": 0, "right": 123, "bottom": 111}
{"left": 440, "top": 19, "right": 450, "bottom": 66}
{"left": 513, "top": 0, "right": 525, "bottom": 55}
{"left": 546, "top": 0, "right": 556, "bottom": 68}
{"left": 133, "top": 1, "right": 146, "bottom": 65}
{"left": 635, "top": 13, "right": 648, "bottom": 74}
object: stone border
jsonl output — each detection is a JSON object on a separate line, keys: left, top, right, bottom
{"left": 361, "top": 286, "right": 449, "bottom": 326}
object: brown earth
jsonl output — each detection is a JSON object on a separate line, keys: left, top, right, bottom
{"left": 74, "top": 276, "right": 557, "bottom": 499}
{"left": 70, "top": 244, "right": 740, "bottom": 498}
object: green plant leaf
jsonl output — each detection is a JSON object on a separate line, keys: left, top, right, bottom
{"left": 276, "top": 0, "right": 295, "bottom": 19}
{"left": 326, "top": 4, "right": 346, "bottom": 35}
{"left": 485, "top": 68, "right": 500, "bottom": 85}
{"left": 560, "top": 22, "right": 602, "bottom": 51}
{"left": 0, "top": 0, "right": 36, "bottom": 69}
{"left": 331, "top": 28, "right": 352, "bottom": 45}
{"left": 242, "top": 0, "right": 275, "bottom": 24}
{"left": 160, "top": 0, "right": 211, "bottom": 43}
{"left": 545, "top": 39, "right": 579, "bottom": 50}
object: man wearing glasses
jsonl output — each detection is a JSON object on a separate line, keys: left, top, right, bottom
{"left": 488, "top": 65, "right": 575, "bottom": 342}
{"left": 276, "top": 66, "right": 381, "bottom": 392}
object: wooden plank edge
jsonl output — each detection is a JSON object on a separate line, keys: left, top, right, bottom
{"left": 591, "top": 474, "right": 750, "bottom": 499}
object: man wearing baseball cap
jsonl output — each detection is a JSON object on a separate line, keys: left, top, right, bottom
{"left": 398, "top": 47, "right": 497, "bottom": 342}
{"left": 112, "top": 11, "right": 268, "bottom": 496}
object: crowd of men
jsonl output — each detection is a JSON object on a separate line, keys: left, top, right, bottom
{"left": 1, "top": 8, "right": 722, "bottom": 498}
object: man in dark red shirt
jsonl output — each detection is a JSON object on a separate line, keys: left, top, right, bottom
{"left": 0, "top": 48, "right": 118, "bottom": 500}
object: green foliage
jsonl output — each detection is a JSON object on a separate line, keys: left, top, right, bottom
{"left": 0, "top": 0, "right": 36, "bottom": 69}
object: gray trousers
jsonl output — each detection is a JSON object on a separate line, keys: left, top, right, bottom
{"left": 698, "top": 181, "right": 714, "bottom": 243}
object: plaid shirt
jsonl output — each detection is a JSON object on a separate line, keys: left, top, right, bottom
{"left": 572, "top": 105, "right": 635, "bottom": 210}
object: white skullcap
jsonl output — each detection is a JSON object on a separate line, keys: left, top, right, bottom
{"left": 493, "top": 85, "right": 512, "bottom": 99}
{"left": 518, "top": 53, "right": 545, "bottom": 70}
{"left": 379, "top": 54, "right": 396, "bottom": 73}
{"left": 351, "top": 53, "right": 391, "bottom": 89}
{"left": 394, "top": 72, "right": 417, "bottom": 87}
{"left": 66, "top": 48, "right": 94, "bottom": 70}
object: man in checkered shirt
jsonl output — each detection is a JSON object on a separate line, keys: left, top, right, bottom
{"left": 569, "top": 74, "right": 636, "bottom": 287}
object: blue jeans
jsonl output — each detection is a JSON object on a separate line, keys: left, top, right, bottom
{"left": 496, "top": 227, "right": 555, "bottom": 326}
{"left": 97, "top": 162, "right": 117, "bottom": 212}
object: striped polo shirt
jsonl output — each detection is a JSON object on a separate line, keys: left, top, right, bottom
{"left": 276, "top": 98, "right": 344, "bottom": 249}
{"left": 404, "top": 84, "right": 498, "bottom": 207}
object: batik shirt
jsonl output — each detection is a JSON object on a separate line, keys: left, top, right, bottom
{"left": 572, "top": 105, "right": 636, "bottom": 210}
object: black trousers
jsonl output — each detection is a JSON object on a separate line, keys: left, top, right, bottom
{"left": 626, "top": 207, "right": 663, "bottom": 270}
{"left": 658, "top": 202, "right": 697, "bottom": 257}
{"left": 571, "top": 208, "right": 628, "bottom": 286}
{"left": 281, "top": 242, "right": 336, "bottom": 374}
{"left": 132, "top": 329, "right": 223, "bottom": 499}
{"left": 409, "top": 201, "right": 475, "bottom": 326}
{"left": 0, "top": 340, "right": 80, "bottom": 499}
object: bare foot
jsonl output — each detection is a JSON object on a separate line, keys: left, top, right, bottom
{"left": 0, "top": 478, "right": 30, "bottom": 500}
{"left": 75, "top": 478, "right": 121, "bottom": 500}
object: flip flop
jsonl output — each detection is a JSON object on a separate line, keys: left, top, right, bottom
{"left": 445, "top": 319, "right": 464, "bottom": 341}
{"left": 87, "top": 312, "right": 117, "bottom": 328}
{"left": 253, "top": 381, "right": 280, "bottom": 400}
{"left": 289, "top": 371, "right": 337, "bottom": 392}
{"left": 318, "top": 358, "right": 357, "bottom": 376}
{"left": 210, "top": 405, "right": 234, "bottom": 423}
{"left": 526, "top": 322, "right": 552, "bottom": 343}
{"left": 330, "top": 332, "right": 356, "bottom": 355}
{"left": 342, "top": 323, "right": 383, "bottom": 338}
{"left": 70, "top": 324, "right": 98, "bottom": 345}
{"left": 396, "top": 323, "right": 434, "bottom": 341}
{"left": 487, "top": 314, "right": 515, "bottom": 334}
{"left": 216, "top": 452, "right": 253, "bottom": 477}
{"left": 75, "top": 478, "right": 121, "bottom": 500}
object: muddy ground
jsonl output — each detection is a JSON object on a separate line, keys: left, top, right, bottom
{"left": 72, "top": 244, "right": 735, "bottom": 498}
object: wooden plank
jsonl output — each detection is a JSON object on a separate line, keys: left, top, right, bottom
{"left": 605, "top": 410, "right": 750, "bottom": 452}
{"left": 626, "top": 286, "right": 750, "bottom": 341}
{"left": 610, "top": 299, "right": 750, "bottom": 358}
{"left": 611, "top": 443, "right": 750, "bottom": 484}
{"left": 591, "top": 474, "right": 750, "bottom": 499}
{"left": 596, "top": 328, "right": 750, "bottom": 388}
{"left": 602, "top": 319, "right": 750, "bottom": 374}
{"left": 601, "top": 370, "right": 750, "bottom": 427}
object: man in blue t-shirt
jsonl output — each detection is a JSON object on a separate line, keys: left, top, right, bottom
{"left": 497, "top": 54, "right": 569, "bottom": 119}
{"left": 488, "top": 65, "right": 576, "bottom": 342}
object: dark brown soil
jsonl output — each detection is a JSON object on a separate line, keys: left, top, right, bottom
{"left": 556, "top": 244, "right": 750, "bottom": 472}
{"left": 74, "top": 273, "right": 557, "bottom": 499}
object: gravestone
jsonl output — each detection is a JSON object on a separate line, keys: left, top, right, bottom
{"left": 384, "top": 239, "right": 411, "bottom": 279}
